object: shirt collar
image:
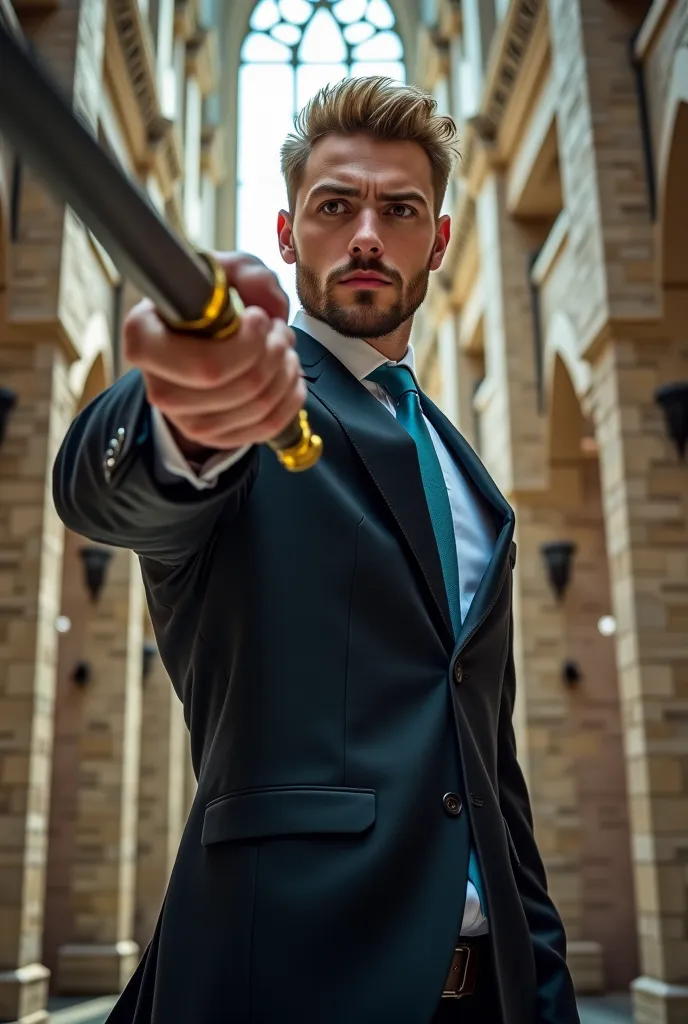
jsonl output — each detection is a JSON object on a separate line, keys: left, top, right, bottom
{"left": 292, "top": 309, "right": 417, "bottom": 382}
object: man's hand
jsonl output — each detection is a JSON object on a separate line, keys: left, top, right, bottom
{"left": 123, "top": 252, "right": 306, "bottom": 459}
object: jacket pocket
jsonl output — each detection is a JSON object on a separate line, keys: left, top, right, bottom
{"left": 201, "top": 785, "right": 376, "bottom": 846}
{"left": 503, "top": 815, "right": 521, "bottom": 867}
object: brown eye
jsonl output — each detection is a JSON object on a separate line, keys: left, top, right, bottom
{"left": 389, "top": 204, "right": 414, "bottom": 218}
{"left": 322, "top": 200, "right": 346, "bottom": 215}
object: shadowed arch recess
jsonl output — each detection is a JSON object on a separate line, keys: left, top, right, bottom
{"left": 659, "top": 47, "right": 688, "bottom": 288}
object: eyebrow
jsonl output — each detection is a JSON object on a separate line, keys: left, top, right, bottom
{"left": 307, "top": 182, "right": 430, "bottom": 207}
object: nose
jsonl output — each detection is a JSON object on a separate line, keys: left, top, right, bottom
{"left": 348, "top": 209, "right": 384, "bottom": 259}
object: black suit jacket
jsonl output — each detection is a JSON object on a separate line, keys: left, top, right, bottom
{"left": 53, "top": 329, "right": 579, "bottom": 1024}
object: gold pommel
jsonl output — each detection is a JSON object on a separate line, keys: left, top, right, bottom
{"left": 269, "top": 410, "right": 323, "bottom": 472}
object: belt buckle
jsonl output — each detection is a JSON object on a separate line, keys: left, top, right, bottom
{"left": 442, "top": 944, "right": 471, "bottom": 1000}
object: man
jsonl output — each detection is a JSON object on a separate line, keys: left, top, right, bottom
{"left": 53, "top": 77, "right": 579, "bottom": 1024}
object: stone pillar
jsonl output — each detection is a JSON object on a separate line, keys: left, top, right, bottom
{"left": 43, "top": 529, "right": 92, "bottom": 981}
{"left": 134, "top": 617, "right": 187, "bottom": 952}
{"left": 56, "top": 549, "right": 144, "bottom": 996}
{"left": 0, "top": 338, "right": 73, "bottom": 1024}
{"left": 590, "top": 333, "right": 688, "bottom": 1024}
{"left": 475, "top": 169, "right": 611, "bottom": 988}
{"left": 511, "top": 445, "right": 637, "bottom": 992}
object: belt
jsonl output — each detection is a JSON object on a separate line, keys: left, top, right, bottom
{"left": 441, "top": 939, "right": 480, "bottom": 999}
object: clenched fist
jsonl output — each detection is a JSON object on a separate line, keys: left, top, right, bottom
{"left": 123, "top": 252, "right": 306, "bottom": 458}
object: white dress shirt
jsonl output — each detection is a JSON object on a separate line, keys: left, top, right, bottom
{"left": 150, "top": 309, "right": 495, "bottom": 936}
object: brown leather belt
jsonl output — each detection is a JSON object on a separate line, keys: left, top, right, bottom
{"left": 442, "top": 941, "right": 479, "bottom": 999}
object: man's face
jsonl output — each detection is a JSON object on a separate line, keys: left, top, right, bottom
{"left": 278, "top": 133, "right": 450, "bottom": 338}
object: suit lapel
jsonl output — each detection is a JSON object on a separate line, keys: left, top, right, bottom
{"left": 420, "top": 393, "right": 515, "bottom": 652}
{"left": 296, "top": 329, "right": 454, "bottom": 647}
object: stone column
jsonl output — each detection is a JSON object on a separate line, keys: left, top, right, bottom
{"left": 43, "top": 528, "right": 93, "bottom": 981}
{"left": 0, "top": 337, "right": 73, "bottom": 1024}
{"left": 475, "top": 168, "right": 610, "bottom": 988}
{"left": 134, "top": 617, "right": 187, "bottom": 952}
{"left": 546, "top": 0, "right": 688, "bottom": 1015}
{"left": 590, "top": 332, "right": 688, "bottom": 1024}
{"left": 56, "top": 549, "right": 144, "bottom": 995}
{"left": 511, "top": 453, "right": 636, "bottom": 992}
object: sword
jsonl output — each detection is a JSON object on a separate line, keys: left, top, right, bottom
{"left": 0, "top": 20, "right": 322, "bottom": 472}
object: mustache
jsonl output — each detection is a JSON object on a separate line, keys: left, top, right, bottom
{"left": 327, "top": 258, "right": 403, "bottom": 288}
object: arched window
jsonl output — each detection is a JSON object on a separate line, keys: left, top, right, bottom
{"left": 237, "top": 0, "right": 405, "bottom": 312}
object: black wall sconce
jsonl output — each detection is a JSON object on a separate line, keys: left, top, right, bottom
{"left": 0, "top": 387, "right": 17, "bottom": 447}
{"left": 541, "top": 541, "right": 577, "bottom": 601}
{"left": 655, "top": 382, "right": 688, "bottom": 460}
{"left": 79, "top": 545, "right": 113, "bottom": 603}
{"left": 562, "top": 660, "right": 582, "bottom": 688}
{"left": 72, "top": 661, "right": 91, "bottom": 687}
{"left": 142, "top": 640, "right": 158, "bottom": 684}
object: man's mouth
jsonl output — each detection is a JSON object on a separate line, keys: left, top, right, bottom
{"left": 338, "top": 271, "right": 392, "bottom": 289}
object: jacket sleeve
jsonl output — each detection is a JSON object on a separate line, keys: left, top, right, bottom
{"left": 53, "top": 369, "right": 259, "bottom": 565}
{"left": 497, "top": 616, "right": 580, "bottom": 1024}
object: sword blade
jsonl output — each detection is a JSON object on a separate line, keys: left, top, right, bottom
{"left": 0, "top": 21, "right": 213, "bottom": 323}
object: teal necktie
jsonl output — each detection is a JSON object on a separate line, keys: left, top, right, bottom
{"left": 367, "top": 363, "right": 486, "bottom": 916}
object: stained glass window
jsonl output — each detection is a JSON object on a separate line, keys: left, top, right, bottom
{"left": 237, "top": 0, "right": 405, "bottom": 312}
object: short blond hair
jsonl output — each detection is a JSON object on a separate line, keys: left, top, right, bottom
{"left": 280, "top": 76, "right": 460, "bottom": 216}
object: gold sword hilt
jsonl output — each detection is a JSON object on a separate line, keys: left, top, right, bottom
{"left": 161, "top": 251, "right": 323, "bottom": 472}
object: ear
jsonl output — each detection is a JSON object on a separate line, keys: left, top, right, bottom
{"left": 429, "top": 215, "right": 450, "bottom": 272}
{"left": 278, "top": 210, "right": 296, "bottom": 265}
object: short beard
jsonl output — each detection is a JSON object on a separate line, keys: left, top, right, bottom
{"left": 294, "top": 249, "right": 431, "bottom": 339}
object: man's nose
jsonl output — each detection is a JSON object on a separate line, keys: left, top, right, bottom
{"left": 348, "top": 210, "right": 384, "bottom": 259}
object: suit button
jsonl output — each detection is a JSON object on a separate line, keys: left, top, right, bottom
{"left": 443, "top": 793, "right": 462, "bottom": 817}
{"left": 453, "top": 662, "right": 463, "bottom": 685}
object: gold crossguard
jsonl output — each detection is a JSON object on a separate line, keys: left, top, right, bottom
{"left": 161, "top": 252, "right": 323, "bottom": 472}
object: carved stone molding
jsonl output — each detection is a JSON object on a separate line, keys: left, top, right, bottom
{"left": 435, "top": 0, "right": 462, "bottom": 44}
{"left": 459, "top": 0, "right": 543, "bottom": 184}
{"left": 174, "top": 0, "right": 200, "bottom": 41}
{"left": 140, "top": 114, "right": 183, "bottom": 199}
{"left": 107, "top": 0, "right": 182, "bottom": 197}
{"left": 110, "top": 0, "right": 159, "bottom": 128}
{"left": 201, "top": 123, "right": 225, "bottom": 184}
{"left": 186, "top": 26, "right": 219, "bottom": 95}
{"left": 481, "top": 0, "right": 542, "bottom": 140}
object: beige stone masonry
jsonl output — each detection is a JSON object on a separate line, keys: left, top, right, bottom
{"left": 56, "top": 548, "right": 144, "bottom": 995}
{"left": 134, "top": 618, "right": 187, "bottom": 952}
{"left": 511, "top": 449, "right": 637, "bottom": 992}
{"left": 475, "top": 173, "right": 550, "bottom": 494}
{"left": 0, "top": 336, "right": 73, "bottom": 1023}
{"left": 590, "top": 332, "right": 688, "bottom": 1024}
{"left": 547, "top": 0, "right": 661, "bottom": 356}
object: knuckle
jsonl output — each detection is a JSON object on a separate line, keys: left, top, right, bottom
{"left": 242, "top": 363, "right": 266, "bottom": 395}
{"left": 253, "top": 391, "right": 274, "bottom": 420}
{"left": 196, "top": 357, "right": 225, "bottom": 387}
{"left": 268, "top": 338, "right": 288, "bottom": 366}
{"left": 246, "top": 305, "right": 272, "bottom": 330}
